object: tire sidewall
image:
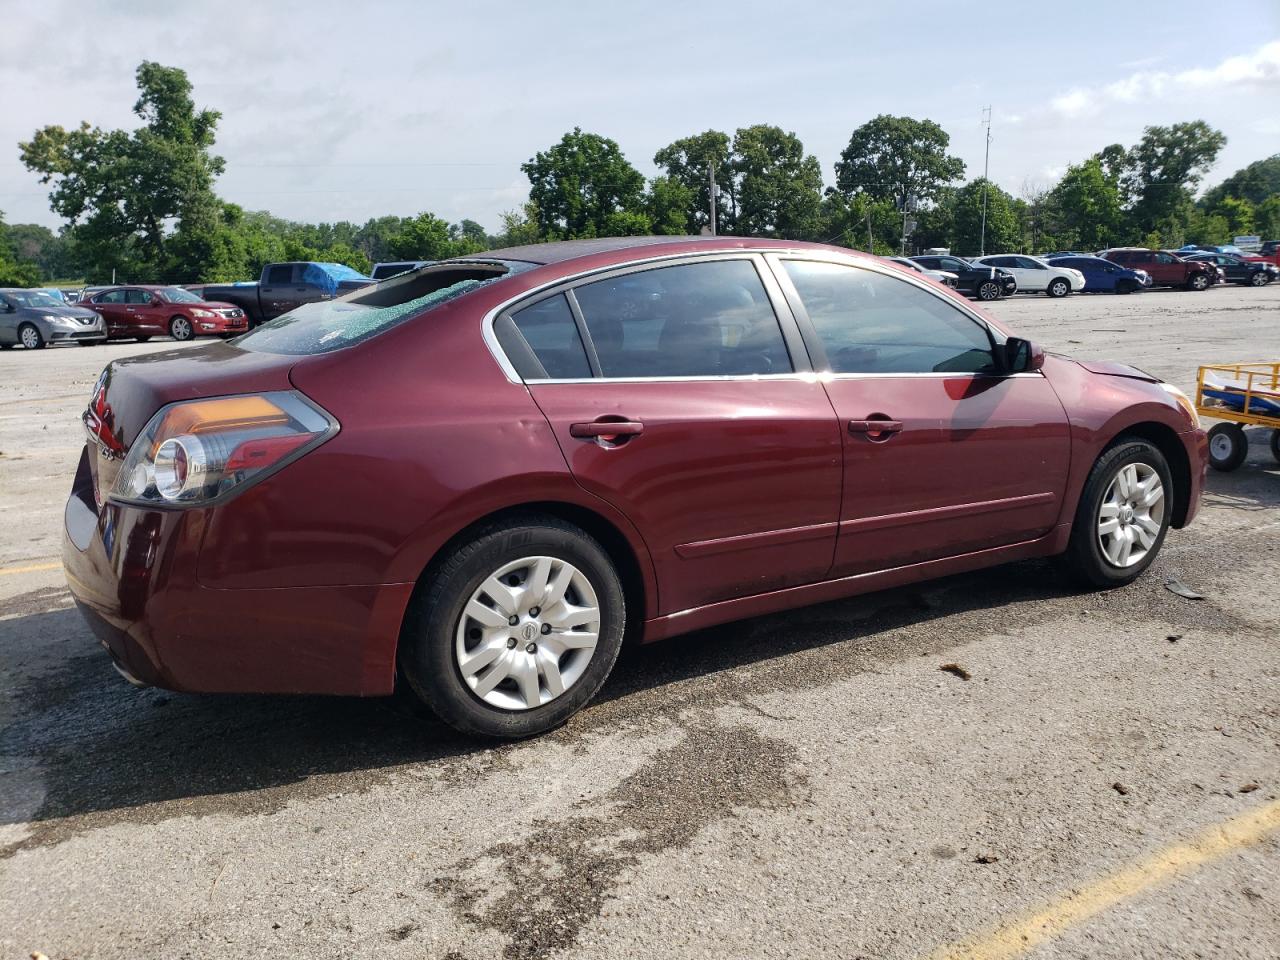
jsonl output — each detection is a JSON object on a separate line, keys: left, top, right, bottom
{"left": 977, "top": 280, "right": 1000, "bottom": 301}
{"left": 401, "top": 521, "right": 625, "bottom": 738}
{"left": 1068, "top": 440, "right": 1173, "bottom": 587}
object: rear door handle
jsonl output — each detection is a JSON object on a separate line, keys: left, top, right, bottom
{"left": 570, "top": 420, "right": 644, "bottom": 439}
{"left": 848, "top": 419, "right": 903, "bottom": 434}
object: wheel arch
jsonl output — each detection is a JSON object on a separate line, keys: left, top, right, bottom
{"left": 1104, "top": 420, "right": 1193, "bottom": 528}
{"left": 402, "top": 499, "right": 655, "bottom": 645}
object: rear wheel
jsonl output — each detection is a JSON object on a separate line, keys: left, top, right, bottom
{"left": 976, "top": 280, "right": 1001, "bottom": 301}
{"left": 1207, "top": 422, "right": 1248, "bottom": 472}
{"left": 169, "top": 316, "right": 193, "bottom": 341}
{"left": 18, "top": 324, "right": 45, "bottom": 350}
{"left": 1047, "top": 278, "right": 1070, "bottom": 298}
{"left": 1061, "top": 439, "right": 1172, "bottom": 588}
{"left": 399, "top": 515, "right": 626, "bottom": 739}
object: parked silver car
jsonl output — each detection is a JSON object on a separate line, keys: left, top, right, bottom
{"left": 0, "top": 288, "right": 107, "bottom": 349}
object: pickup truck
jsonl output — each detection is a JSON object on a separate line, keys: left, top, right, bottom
{"left": 193, "top": 262, "right": 370, "bottom": 327}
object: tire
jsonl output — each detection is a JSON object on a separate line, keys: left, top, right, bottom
{"left": 18, "top": 323, "right": 45, "bottom": 350}
{"left": 1188, "top": 272, "right": 1210, "bottom": 291}
{"left": 1250, "top": 271, "right": 1267, "bottom": 287}
{"left": 399, "top": 514, "right": 626, "bottom": 739}
{"left": 77, "top": 340, "right": 97, "bottom": 347}
{"left": 1047, "top": 278, "right": 1070, "bottom": 298}
{"left": 169, "top": 316, "right": 194, "bottom": 341}
{"left": 1270, "top": 429, "right": 1280, "bottom": 464}
{"left": 976, "top": 280, "right": 1001, "bottom": 301}
{"left": 0, "top": 342, "right": 12, "bottom": 350}
{"left": 1207, "top": 422, "right": 1248, "bottom": 472}
{"left": 1060, "top": 439, "right": 1173, "bottom": 588}
{"left": 1116, "top": 280, "right": 1136, "bottom": 295}
{"left": 136, "top": 336, "right": 152, "bottom": 343}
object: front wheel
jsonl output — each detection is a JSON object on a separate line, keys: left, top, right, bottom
{"left": 1250, "top": 271, "right": 1267, "bottom": 287}
{"left": 168, "top": 316, "right": 194, "bottom": 341}
{"left": 399, "top": 515, "right": 626, "bottom": 739}
{"left": 18, "top": 323, "right": 45, "bottom": 350}
{"left": 1047, "top": 278, "right": 1070, "bottom": 298}
{"left": 1188, "top": 273, "right": 1210, "bottom": 291}
{"left": 1060, "top": 439, "right": 1172, "bottom": 588}
{"left": 976, "top": 280, "right": 1001, "bottom": 301}
{"left": 1208, "top": 422, "right": 1248, "bottom": 471}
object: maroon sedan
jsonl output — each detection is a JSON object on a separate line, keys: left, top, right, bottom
{"left": 64, "top": 237, "right": 1207, "bottom": 738}
{"left": 84, "top": 285, "right": 249, "bottom": 342}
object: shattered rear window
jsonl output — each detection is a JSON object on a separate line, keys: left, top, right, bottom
{"left": 234, "top": 263, "right": 516, "bottom": 356}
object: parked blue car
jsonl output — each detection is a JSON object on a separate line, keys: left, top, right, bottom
{"left": 1046, "top": 255, "right": 1149, "bottom": 293}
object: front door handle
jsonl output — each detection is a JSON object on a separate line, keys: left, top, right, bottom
{"left": 569, "top": 420, "right": 644, "bottom": 440}
{"left": 848, "top": 419, "right": 903, "bottom": 435}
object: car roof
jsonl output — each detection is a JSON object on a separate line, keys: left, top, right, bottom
{"left": 452, "top": 235, "right": 854, "bottom": 267}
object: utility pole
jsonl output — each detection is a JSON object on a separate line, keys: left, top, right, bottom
{"left": 979, "top": 106, "right": 992, "bottom": 256}
{"left": 708, "top": 162, "right": 717, "bottom": 236}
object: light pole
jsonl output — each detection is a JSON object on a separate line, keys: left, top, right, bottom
{"left": 708, "top": 162, "right": 718, "bottom": 236}
{"left": 979, "top": 106, "right": 992, "bottom": 256}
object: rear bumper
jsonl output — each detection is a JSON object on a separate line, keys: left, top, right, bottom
{"left": 62, "top": 446, "right": 411, "bottom": 695}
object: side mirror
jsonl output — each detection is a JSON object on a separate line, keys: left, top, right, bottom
{"left": 1004, "top": 337, "right": 1044, "bottom": 373}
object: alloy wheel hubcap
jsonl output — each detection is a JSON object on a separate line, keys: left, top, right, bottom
{"left": 21, "top": 328, "right": 38, "bottom": 348}
{"left": 454, "top": 556, "right": 600, "bottom": 711}
{"left": 1097, "top": 462, "right": 1165, "bottom": 568}
{"left": 173, "top": 319, "right": 191, "bottom": 339}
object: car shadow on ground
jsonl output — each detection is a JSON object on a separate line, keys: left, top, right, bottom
{"left": 0, "top": 556, "right": 1083, "bottom": 851}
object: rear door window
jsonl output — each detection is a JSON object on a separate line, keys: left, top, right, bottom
{"left": 782, "top": 259, "right": 997, "bottom": 375}
{"left": 265, "top": 265, "right": 295, "bottom": 285}
{"left": 572, "top": 258, "right": 793, "bottom": 378}
{"left": 124, "top": 288, "right": 152, "bottom": 304}
{"left": 503, "top": 294, "right": 591, "bottom": 379}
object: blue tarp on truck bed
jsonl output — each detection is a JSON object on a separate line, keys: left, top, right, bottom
{"left": 302, "top": 262, "right": 369, "bottom": 295}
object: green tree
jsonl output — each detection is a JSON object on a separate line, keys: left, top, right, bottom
{"left": 1123, "top": 121, "right": 1226, "bottom": 237}
{"left": 1200, "top": 154, "right": 1280, "bottom": 208}
{"left": 0, "top": 211, "right": 42, "bottom": 286}
{"left": 1044, "top": 158, "right": 1124, "bottom": 251}
{"left": 20, "top": 62, "right": 225, "bottom": 282}
{"left": 730, "top": 124, "right": 823, "bottom": 239}
{"left": 952, "top": 179, "right": 1019, "bottom": 255}
{"left": 1256, "top": 196, "right": 1280, "bottom": 241}
{"left": 834, "top": 115, "right": 965, "bottom": 211}
{"left": 646, "top": 176, "right": 695, "bottom": 235}
{"left": 653, "top": 130, "right": 733, "bottom": 233}
{"left": 522, "top": 128, "right": 648, "bottom": 239}
{"left": 387, "top": 211, "right": 454, "bottom": 259}
{"left": 1203, "top": 195, "right": 1255, "bottom": 238}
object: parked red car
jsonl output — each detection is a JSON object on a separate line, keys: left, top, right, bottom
{"left": 1099, "top": 249, "right": 1214, "bottom": 290}
{"left": 84, "top": 285, "right": 249, "bottom": 342}
{"left": 64, "top": 237, "right": 1207, "bottom": 738}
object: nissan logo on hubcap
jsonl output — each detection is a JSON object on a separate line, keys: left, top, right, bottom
{"left": 522, "top": 622, "right": 538, "bottom": 642}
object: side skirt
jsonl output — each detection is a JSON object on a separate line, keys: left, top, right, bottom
{"left": 641, "top": 523, "right": 1072, "bottom": 643}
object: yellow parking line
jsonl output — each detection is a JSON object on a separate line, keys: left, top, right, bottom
{"left": 931, "top": 799, "right": 1280, "bottom": 960}
{"left": 0, "top": 561, "right": 62, "bottom": 577}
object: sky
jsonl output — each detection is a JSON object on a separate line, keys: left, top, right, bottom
{"left": 1, "top": 0, "right": 1277, "bottom": 233}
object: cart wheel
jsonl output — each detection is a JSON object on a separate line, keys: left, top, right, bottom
{"left": 1271, "top": 429, "right": 1280, "bottom": 464}
{"left": 1208, "top": 423, "right": 1248, "bottom": 472}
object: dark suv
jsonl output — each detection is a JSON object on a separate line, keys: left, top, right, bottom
{"left": 910, "top": 255, "right": 1017, "bottom": 301}
{"left": 1099, "top": 249, "right": 1214, "bottom": 291}
{"left": 1181, "top": 252, "right": 1276, "bottom": 287}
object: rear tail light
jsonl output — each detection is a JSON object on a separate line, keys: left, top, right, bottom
{"left": 111, "top": 391, "right": 337, "bottom": 506}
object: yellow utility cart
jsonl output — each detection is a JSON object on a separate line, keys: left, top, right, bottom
{"left": 1195, "top": 361, "right": 1280, "bottom": 471}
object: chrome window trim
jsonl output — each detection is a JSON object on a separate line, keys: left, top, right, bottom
{"left": 481, "top": 247, "right": 818, "bottom": 385}
{"left": 525, "top": 372, "right": 817, "bottom": 385}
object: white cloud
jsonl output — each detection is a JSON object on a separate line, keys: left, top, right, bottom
{"left": 1052, "top": 40, "right": 1280, "bottom": 117}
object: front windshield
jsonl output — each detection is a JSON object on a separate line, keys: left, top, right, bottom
{"left": 11, "top": 291, "right": 64, "bottom": 309}
{"left": 160, "top": 286, "right": 203, "bottom": 303}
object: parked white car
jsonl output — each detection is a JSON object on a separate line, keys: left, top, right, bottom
{"left": 970, "top": 255, "right": 1085, "bottom": 298}
{"left": 887, "top": 256, "right": 958, "bottom": 288}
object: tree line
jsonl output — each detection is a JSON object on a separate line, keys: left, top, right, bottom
{"left": 3, "top": 62, "right": 1279, "bottom": 287}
